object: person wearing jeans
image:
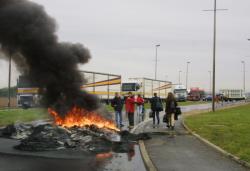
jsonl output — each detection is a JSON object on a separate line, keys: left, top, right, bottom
{"left": 111, "top": 92, "right": 124, "bottom": 128}
{"left": 150, "top": 93, "right": 163, "bottom": 127}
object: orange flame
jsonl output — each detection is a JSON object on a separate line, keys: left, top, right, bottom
{"left": 96, "top": 152, "right": 113, "bottom": 161}
{"left": 48, "top": 107, "right": 120, "bottom": 131}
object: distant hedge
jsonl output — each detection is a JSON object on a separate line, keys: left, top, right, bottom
{"left": 0, "top": 86, "right": 17, "bottom": 97}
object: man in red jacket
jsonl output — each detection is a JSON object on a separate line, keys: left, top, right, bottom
{"left": 125, "top": 92, "right": 135, "bottom": 129}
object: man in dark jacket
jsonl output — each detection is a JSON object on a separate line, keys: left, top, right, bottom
{"left": 111, "top": 92, "right": 124, "bottom": 127}
{"left": 150, "top": 93, "right": 163, "bottom": 126}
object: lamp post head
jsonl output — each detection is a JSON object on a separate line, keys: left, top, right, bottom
{"left": 241, "top": 60, "right": 245, "bottom": 64}
{"left": 156, "top": 44, "right": 160, "bottom": 47}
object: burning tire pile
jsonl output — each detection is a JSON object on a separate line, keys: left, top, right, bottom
{"left": 0, "top": 122, "right": 150, "bottom": 154}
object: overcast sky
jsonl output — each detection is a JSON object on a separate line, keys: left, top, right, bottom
{"left": 0, "top": 0, "right": 250, "bottom": 91}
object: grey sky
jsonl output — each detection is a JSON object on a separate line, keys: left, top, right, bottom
{"left": 0, "top": 0, "right": 250, "bottom": 91}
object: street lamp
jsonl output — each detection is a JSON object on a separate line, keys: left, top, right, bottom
{"left": 241, "top": 61, "right": 246, "bottom": 95}
{"left": 155, "top": 44, "right": 160, "bottom": 80}
{"left": 186, "top": 62, "right": 190, "bottom": 89}
{"left": 179, "top": 70, "right": 182, "bottom": 85}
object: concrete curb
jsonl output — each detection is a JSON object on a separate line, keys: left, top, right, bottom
{"left": 182, "top": 119, "right": 250, "bottom": 169}
{"left": 139, "top": 140, "right": 157, "bottom": 171}
{"left": 131, "top": 118, "right": 158, "bottom": 171}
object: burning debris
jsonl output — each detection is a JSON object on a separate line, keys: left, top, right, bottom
{"left": 48, "top": 107, "right": 120, "bottom": 131}
{"left": 0, "top": 122, "right": 150, "bottom": 154}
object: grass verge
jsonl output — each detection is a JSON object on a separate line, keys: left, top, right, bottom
{"left": 0, "top": 108, "right": 49, "bottom": 126}
{"left": 185, "top": 103, "right": 250, "bottom": 163}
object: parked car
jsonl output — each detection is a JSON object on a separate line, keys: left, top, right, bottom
{"left": 203, "top": 95, "right": 212, "bottom": 101}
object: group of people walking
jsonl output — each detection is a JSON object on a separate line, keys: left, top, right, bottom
{"left": 111, "top": 92, "right": 179, "bottom": 130}
{"left": 150, "top": 92, "right": 178, "bottom": 130}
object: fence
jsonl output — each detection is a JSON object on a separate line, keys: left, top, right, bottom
{"left": 0, "top": 97, "right": 17, "bottom": 108}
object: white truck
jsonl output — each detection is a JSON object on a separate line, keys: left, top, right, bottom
{"left": 219, "top": 89, "right": 245, "bottom": 101}
{"left": 171, "top": 84, "right": 187, "bottom": 102}
{"left": 121, "top": 78, "right": 172, "bottom": 100}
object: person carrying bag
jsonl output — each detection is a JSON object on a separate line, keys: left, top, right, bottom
{"left": 150, "top": 93, "right": 163, "bottom": 127}
{"left": 165, "top": 92, "right": 178, "bottom": 130}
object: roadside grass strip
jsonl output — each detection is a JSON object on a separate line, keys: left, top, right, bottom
{"left": 185, "top": 104, "right": 250, "bottom": 162}
{"left": 0, "top": 108, "right": 49, "bottom": 126}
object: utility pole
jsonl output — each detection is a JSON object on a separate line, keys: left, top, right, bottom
{"left": 179, "top": 70, "right": 182, "bottom": 85}
{"left": 186, "top": 62, "right": 190, "bottom": 89}
{"left": 203, "top": 0, "right": 227, "bottom": 112}
{"left": 208, "top": 71, "right": 212, "bottom": 93}
{"left": 8, "top": 54, "right": 12, "bottom": 108}
{"left": 155, "top": 44, "right": 160, "bottom": 80}
{"left": 241, "top": 61, "right": 246, "bottom": 95}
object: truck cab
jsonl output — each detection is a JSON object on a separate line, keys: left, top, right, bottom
{"left": 172, "top": 84, "right": 187, "bottom": 102}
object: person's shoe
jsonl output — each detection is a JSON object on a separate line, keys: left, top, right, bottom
{"left": 167, "top": 125, "right": 170, "bottom": 128}
{"left": 171, "top": 126, "right": 175, "bottom": 130}
{"left": 120, "top": 124, "right": 124, "bottom": 127}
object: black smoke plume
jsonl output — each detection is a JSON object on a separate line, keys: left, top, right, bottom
{"left": 0, "top": 0, "right": 100, "bottom": 113}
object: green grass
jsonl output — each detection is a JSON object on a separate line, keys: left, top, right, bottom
{"left": 185, "top": 104, "right": 250, "bottom": 162}
{"left": 0, "top": 108, "right": 49, "bottom": 126}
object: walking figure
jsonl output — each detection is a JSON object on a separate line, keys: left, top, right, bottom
{"left": 150, "top": 93, "right": 163, "bottom": 127}
{"left": 165, "top": 92, "right": 178, "bottom": 130}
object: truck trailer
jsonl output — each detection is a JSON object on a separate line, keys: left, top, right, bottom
{"left": 219, "top": 89, "right": 245, "bottom": 101}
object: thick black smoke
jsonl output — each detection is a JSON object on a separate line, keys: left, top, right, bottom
{"left": 0, "top": 0, "right": 100, "bottom": 113}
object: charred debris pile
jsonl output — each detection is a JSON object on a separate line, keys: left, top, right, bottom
{"left": 0, "top": 123, "right": 150, "bottom": 153}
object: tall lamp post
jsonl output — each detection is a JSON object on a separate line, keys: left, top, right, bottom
{"left": 241, "top": 61, "right": 246, "bottom": 95}
{"left": 155, "top": 44, "right": 160, "bottom": 80}
{"left": 186, "top": 62, "right": 190, "bottom": 89}
{"left": 179, "top": 70, "right": 182, "bottom": 85}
